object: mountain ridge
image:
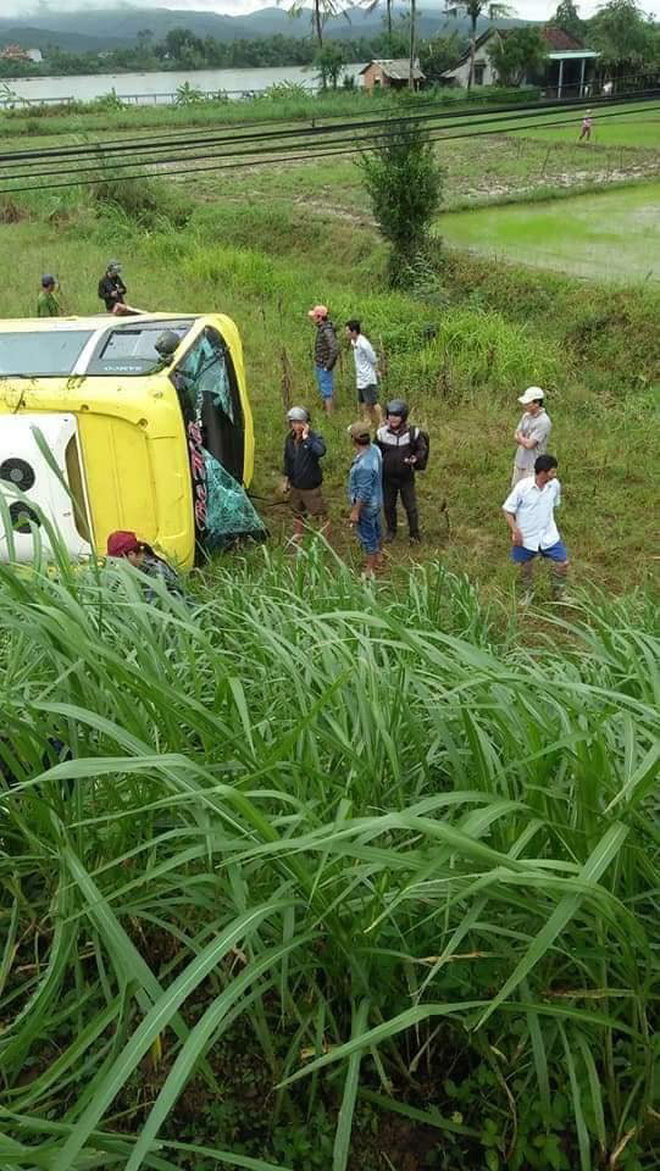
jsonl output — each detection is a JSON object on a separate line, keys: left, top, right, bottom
{"left": 0, "top": 5, "right": 530, "bottom": 51}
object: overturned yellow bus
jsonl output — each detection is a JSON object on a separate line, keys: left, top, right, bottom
{"left": 0, "top": 313, "right": 257, "bottom": 568}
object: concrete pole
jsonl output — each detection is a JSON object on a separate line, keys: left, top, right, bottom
{"left": 557, "top": 58, "right": 564, "bottom": 99}
{"left": 580, "top": 56, "right": 586, "bottom": 96}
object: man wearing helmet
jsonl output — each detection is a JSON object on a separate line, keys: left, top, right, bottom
{"left": 281, "top": 407, "right": 328, "bottom": 543}
{"left": 98, "top": 261, "right": 128, "bottom": 314}
{"left": 155, "top": 330, "right": 182, "bottom": 362}
{"left": 376, "top": 400, "right": 428, "bottom": 545}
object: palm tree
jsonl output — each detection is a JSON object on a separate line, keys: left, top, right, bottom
{"left": 445, "top": 0, "right": 515, "bottom": 89}
{"left": 386, "top": 0, "right": 393, "bottom": 42}
{"left": 281, "top": 0, "right": 345, "bottom": 48}
{"left": 364, "top": 0, "right": 394, "bottom": 49}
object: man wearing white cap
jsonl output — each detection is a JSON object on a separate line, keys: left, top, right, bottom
{"left": 512, "top": 387, "right": 552, "bottom": 487}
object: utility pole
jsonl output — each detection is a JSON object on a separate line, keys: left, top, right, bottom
{"left": 409, "top": 0, "right": 417, "bottom": 90}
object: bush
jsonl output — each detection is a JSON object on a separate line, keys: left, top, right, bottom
{"left": 359, "top": 119, "right": 444, "bottom": 286}
{"left": 91, "top": 172, "right": 192, "bottom": 231}
{"left": 90, "top": 88, "right": 125, "bottom": 112}
{"left": 387, "top": 306, "right": 565, "bottom": 399}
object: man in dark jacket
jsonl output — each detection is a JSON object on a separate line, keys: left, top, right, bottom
{"left": 281, "top": 406, "right": 328, "bottom": 543}
{"left": 98, "top": 261, "right": 128, "bottom": 314}
{"left": 308, "top": 304, "right": 339, "bottom": 415}
{"left": 376, "top": 400, "right": 428, "bottom": 545}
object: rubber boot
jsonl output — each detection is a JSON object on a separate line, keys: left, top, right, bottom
{"left": 518, "top": 561, "right": 534, "bottom": 605}
{"left": 551, "top": 567, "right": 567, "bottom": 602}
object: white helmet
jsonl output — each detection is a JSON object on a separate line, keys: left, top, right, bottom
{"left": 287, "top": 407, "right": 309, "bottom": 423}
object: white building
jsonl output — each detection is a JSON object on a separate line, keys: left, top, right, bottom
{"left": 441, "top": 26, "right": 599, "bottom": 98}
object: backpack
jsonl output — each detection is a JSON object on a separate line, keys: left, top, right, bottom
{"left": 411, "top": 426, "right": 430, "bottom": 472}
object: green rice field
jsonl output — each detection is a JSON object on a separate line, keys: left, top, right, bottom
{"left": 438, "top": 181, "right": 660, "bottom": 280}
{"left": 523, "top": 108, "right": 660, "bottom": 150}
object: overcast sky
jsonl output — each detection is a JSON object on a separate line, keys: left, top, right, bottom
{"left": 2, "top": 0, "right": 654, "bottom": 25}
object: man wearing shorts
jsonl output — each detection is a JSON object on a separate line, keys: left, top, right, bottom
{"left": 308, "top": 304, "right": 339, "bottom": 415}
{"left": 347, "top": 421, "right": 383, "bottom": 577}
{"left": 502, "top": 454, "right": 569, "bottom": 603}
{"left": 281, "top": 406, "right": 328, "bottom": 544}
{"left": 346, "top": 318, "right": 382, "bottom": 426}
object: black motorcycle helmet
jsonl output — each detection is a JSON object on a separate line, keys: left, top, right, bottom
{"left": 386, "top": 399, "right": 409, "bottom": 421}
{"left": 154, "top": 330, "right": 181, "bottom": 359}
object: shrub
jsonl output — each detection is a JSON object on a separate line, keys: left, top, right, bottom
{"left": 359, "top": 119, "right": 444, "bottom": 287}
{"left": 91, "top": 170, "right": 192, "bottom": 231}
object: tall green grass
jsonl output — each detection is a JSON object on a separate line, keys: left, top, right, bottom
{"left": 0, "top": 537, "right": 657, "bottom": 1169}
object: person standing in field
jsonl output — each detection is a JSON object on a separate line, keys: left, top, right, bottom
{"left": 280, "top": 406, "right": 328, "bottom": 544}
{"left": 37, "top": 274, "right": 60, "bottom": 317}
{"left": 376, "top": 399, "right": 428, "bottom": 545}
{"left": 578, "top": 110, "right": 593, "bottom": 143}
{"left": 512, "top": 386, "right": 552, "bottom": 487}
{"left": 347, "top": 421, "right": 383, "bottom": 576}
{"left": 502, "top": 453, "right": 569, "bottom": 603}
{"left": 345, "top": 318, "right": 382, "bottom": 427}
{"left": 308, "top": 304, "right": 339, "bottom": 415}
{"left": 98, "top": 261, "right": 128, "bottom": 314}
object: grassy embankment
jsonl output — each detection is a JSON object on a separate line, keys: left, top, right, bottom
{"left": 0, "top": 150, "right": 658, "bottom": 594}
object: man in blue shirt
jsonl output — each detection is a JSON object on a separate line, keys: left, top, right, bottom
{"left": 347, "top": 421, "right": 383, "bottom": 576}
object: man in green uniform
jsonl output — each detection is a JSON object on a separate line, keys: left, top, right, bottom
{"left": 37, "top": 274, "right": 60, "bottom": 317}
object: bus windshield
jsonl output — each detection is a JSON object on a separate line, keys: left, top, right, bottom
{"left": 86, "top": 320, "right": 195, "bottom": 376}
{"left": 0, "top": 331, "right": 93, "bottom": 378}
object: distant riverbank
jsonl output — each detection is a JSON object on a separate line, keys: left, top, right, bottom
{"left": 1, "top": 64, "right": 366, "bottom": 106}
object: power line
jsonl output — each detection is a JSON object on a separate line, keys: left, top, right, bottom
{"left": 0, "top": 89, "right": 655, "bottom": 183}
{"left": 1, "top": 98, "right": 657, "bottom": 196}
{"left": 0, "top": 86, "right": 656, "bottom": 169}
{"left": 0, "top": 100, "right": 639, "bottom": 183}
{"left": 2, "top": 68, "right": 654, "bottom": 162}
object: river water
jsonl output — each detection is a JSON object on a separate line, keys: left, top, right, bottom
{"left": 1, "top": 64, "right": 367, "bottom": 106}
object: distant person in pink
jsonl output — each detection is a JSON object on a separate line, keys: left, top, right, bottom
{"left": 578, "top": 110, "right": 593, "bottom": 143}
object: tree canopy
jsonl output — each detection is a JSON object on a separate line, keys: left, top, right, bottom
{"left": 488, "top": 27, "right": 548, "bottom": 86}
{"left": 549, "top": 0, "right": 584, "bottom": 40}
{"left": 588, "top": 0, "right": 659, "bottom": 72}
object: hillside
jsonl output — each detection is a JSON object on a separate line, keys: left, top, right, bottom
{"left": 0, "top": 4, "right": 529, "bottom": 50}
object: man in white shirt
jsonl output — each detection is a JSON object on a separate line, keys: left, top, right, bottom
{"left": 512, "top": 386, "right": 552, "bottom": 486}
{"left": 346, "top": 319, "right": 383, "bottom": 426}
{"left": 502, "top": 454, "right": 569, "bottom": 602}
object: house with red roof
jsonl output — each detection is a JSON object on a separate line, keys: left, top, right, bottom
{"left": 441, "top": 26, "right": 599, "bottom": 97}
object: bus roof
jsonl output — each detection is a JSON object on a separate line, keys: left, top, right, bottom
{"left": 0, "top": 313, "right": 197, "bottom": 333}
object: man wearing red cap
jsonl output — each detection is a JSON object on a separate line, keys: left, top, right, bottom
{"left": 106, "top": 531, "right": 182, "bottom": 597}
{"left": 308, "top": 304, "right": 339, "bottom": 415}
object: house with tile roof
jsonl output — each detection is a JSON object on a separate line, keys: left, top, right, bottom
{"left": 360, "top": 59, "right": 426, "bottom": 93}
{"left": 441, "top": 26, "right": 598, "bottom": 97}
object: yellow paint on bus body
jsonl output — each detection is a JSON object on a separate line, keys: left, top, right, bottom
{"left": 0, "top": 313, "right": 254, "bottom": 569}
